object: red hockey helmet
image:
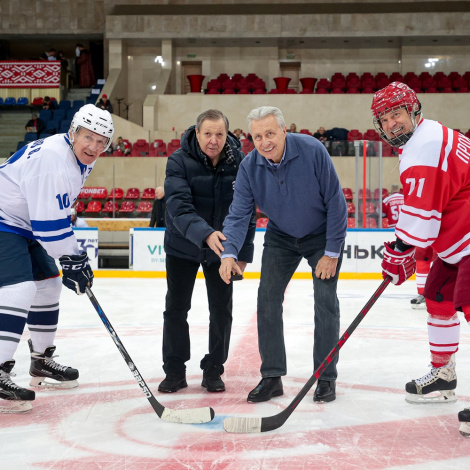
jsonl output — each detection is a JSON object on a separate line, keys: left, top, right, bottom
{"left": 371, "top": 81, "right": 421, "bottom": 147}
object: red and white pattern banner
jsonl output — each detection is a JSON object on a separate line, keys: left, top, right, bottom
{"left": 0, "top": 61, "right": 60, "bottom": 88}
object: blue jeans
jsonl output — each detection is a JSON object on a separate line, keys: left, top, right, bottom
{"left": 257, "top": 230, "right": 342, "bottom": 380}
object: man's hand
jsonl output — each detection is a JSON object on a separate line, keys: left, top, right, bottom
{"left": 315, "top": 255, "right": 338, "bottom": 280}
{"left": 59, "top": 252, "right": 94, "bottom": 295}
{"left": 382, "top": 241, "right": 416, "bottom": 285}
{"left": 219, "top": 257, "right": 242, "bottom": 284}
{"left": 206, "top": 231, "right": 226, "bottom": 257}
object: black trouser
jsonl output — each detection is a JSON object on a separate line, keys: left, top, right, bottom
{"left": 162, "top": 254, "right": 233, "bottom": 375}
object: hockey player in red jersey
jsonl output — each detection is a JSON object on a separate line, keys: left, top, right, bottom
{"left": 381, "top": 190, "right": 404, "bottom": 229}
{"left": 371, "top": 81, "right": 470, "bottom": 437}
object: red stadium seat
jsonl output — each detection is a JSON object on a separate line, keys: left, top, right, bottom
{"left": 382, "top": 218, "right": 390, "bottom": 228}
{"left": 342, "top": 187, "right": 353, "bottom": 200}
{"left": 141, "top": 187, "right": 156, "bottom": 199}
{"left": 85, "top": 201, "right": 102, "bottom": 213}
{"left": 119, "top": 201, "right": 135, "bottom": 215}
{"left": 132, "top": 139, "right": 150, "bottom": 156}
{"left": 374, "top": 188, "right": 390, "bottom": 200}
{"left": 167, "top": 139, "right": 181, "bottom": 155}
{"left": 107, "top": 187, "right": 124, "bottom": 200}
{"left": 74, "top": 201, "right": 85, "bottom": 214}
{"left": 137, "top": 201, "right": 153, "bottom": 215}
{"left": 256, "top": 217, "right": 269, "bottom": 228}
{"left": 90, "top": 187, "right": 108, "bottom": 199}
{"left": 347, "top": 201, "right": 356, "bottom": 215}
{"left": 347, "top": 130, "right": 363, "bottom": 141}
{"left": 125, "top": 188, "right": 140, "bottom": 199}
{"left": 366, "top": 218, "right": 377, "bottom": 228}
{"left": 102, "top": 201, "right": 118, "bottom": 215}
{"left": 358, "top": 188, "right": 371, "bottom": 200}
{"left": 347, "top": 217, "right": 356, "bottom": 228}
{"left": 149, "top": 139, "right": 167, "bottom": 156}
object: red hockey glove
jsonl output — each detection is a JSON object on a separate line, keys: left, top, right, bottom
{"left": 382, "top": 241, "right": 416, "bottom": 285}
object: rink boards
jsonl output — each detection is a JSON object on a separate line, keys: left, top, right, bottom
{"left": 127, "top": 227, "right": 396, "bottom": 279}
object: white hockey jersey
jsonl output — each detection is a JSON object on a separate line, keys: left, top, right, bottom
{"left": 395, "top": 119, "right": 470, "bottom": 264}
{"left": 0, "top": 134, "right": 94, "bottom": 259}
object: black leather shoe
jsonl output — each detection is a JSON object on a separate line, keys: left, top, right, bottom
{"left": 247, "top": 377, "right": 283, "bottom": 402}
{"left": 158, "top": 373, "right": 187, "bottom": 393}
{"left": 313, "top": 380, "right": 336, "bottom": 402}
{"left": 202, "top": 366, "right": 225, "bottom": 392}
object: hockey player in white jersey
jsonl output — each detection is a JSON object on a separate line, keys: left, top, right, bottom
{"left": 0, "top": 104, "right": 113, "bottom": 413}
{"left": 371, "top": 82, "right": 470, "bottom": 437}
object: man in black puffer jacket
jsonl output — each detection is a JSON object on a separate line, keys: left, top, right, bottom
{"left": 159, "top": 109, "right": 256, "bottom": 394}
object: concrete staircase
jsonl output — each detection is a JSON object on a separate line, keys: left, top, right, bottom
{"left": 65, "top": 88, "right": 94, "bottom": 106}
{"left": 0, "top": 109, "right": 31, "bottom": 158}
{"left": 0, "top": 88, "right": 93, "bottom": 159}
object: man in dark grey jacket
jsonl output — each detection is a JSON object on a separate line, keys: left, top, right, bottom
{"left": 159, "top": 109, "right": 256, "bottom": 394}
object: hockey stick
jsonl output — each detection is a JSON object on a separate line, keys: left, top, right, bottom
{"left": 224, "top": 277, "right": 391, "bottom": 433}
{"left": 86, "top": 288, "right": 215, "bottom": 424}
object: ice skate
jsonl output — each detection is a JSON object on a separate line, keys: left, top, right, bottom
{"left": 28, "top": 339, "right": 79, "bottom": 389}
{"left": 410, "top": 294, "right": 426, "bottom": 310}
{"left": 405, "top": 355, "right": 457, "bottom": 404}
{"left": 0, "top": 360, "right": 35, "bottom": 413}
{"left": 458, "top": 408, "right": 470, "bottom": 437}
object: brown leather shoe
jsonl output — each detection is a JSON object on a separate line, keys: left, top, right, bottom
{"left": 247, "top": 377, "right": 283, "bottom": 402}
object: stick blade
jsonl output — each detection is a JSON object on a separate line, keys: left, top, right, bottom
{"left": 224, "top": 416, "right": 262, "bottom": 433}
{"left": 161, "top": 406, "right": 215, "bottom": 424}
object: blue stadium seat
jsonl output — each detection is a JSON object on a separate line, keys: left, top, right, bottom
{"left": 39, "top": 132, "right": 53, "bottom": 139}
{"left": 17, "top": 97, "right": 29, "bottom": 105}
{"left": 66, "top": 108, "right": 77, "bottom": 120}
{"left": 4, "top": 97, "right": 16, "bottom": 105}
{"left": 16, "top": 141, "right": 26, "bottom": 151}
{"left": 72, "top": 100, "right": 84, "bottom": 108}
{"left": 0, "top": 97, "right": 3, "bottom": 105}
{"left": 24, "top": 132, "right": 37, "bottom": 141}
{"left": 58, "top": 100, "right": 71, "bottom": 109}
{"left": 53, "top": 109, "right": 66, "bottom": 121}
{"left": 45, "top": 120, "right": 59, "bottom": 134}
{"left": 59, "top": 120, "right": 71, "bottom": 133}
{"left": 39, "top": 109, "right": 52, "bottom": 122}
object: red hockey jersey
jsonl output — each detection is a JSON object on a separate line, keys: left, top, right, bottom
{"left": 395, "top": 119, "right": 470, "bottom": 264}
{"left": 382, "top": 192, "right": 404, "bottom": 228}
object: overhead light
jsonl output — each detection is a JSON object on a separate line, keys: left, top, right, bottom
{"left": 154, "top": 55, "right": 164, "bottom": 64}
{"left": 151, "top": 85, "right": 157, "bottom": 90}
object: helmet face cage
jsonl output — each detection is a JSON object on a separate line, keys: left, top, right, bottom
{"left": 69, "top": 104, "right": 114, "bottom": 153}
{"left": 371, "top": 82, "right": 421, "bottom": 147}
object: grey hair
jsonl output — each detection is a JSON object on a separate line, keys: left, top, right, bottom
{"left": 247, "top": 106, "right": 286, "bottom": 131}
{"left": 196, "top": 109, "right": 229, "bottom": 132}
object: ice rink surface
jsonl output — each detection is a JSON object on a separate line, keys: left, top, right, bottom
{"left": 2, "top": 277, "right": 470, "bottom": 469}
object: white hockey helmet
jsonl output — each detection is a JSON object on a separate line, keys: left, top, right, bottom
{"left": 69, "top": 104, "right": 114, "bottom": 152}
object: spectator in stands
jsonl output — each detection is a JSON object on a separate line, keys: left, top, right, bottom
{"left": 57, "top": 51, "right": 69, "bottom": 87}
{"left": 233, "top": 128, "right": 246, "bottom": 140}
{"left": 76, "top": 44, "right": 95, "bottom": 88}
{"left": 42, "top": 96, "right": 56, "bottom": 111}
{"left": 159, "top": 108, "right": 256, "bottom": 395}
{"left": 96, "top": 94, "right": 113, "bottom": 114}
{"left": 40, "top": 48, "right": 56, "bottom": 61}
{"left": 219, "top": 106, "right": 347, "bottom": 404}
{"left": 70, "top": 208, "right": 88, "bottom": 228}
{"left": 149, "top": 186, "right": 166, "bottom": 228}
{"left": 25, "top": 114, "right": 45, "bottom": 139}
{"left": 113, "top": 136, "right": 131, "bottom": 155}
{"left": 288, "top": 123, "right": 298, "bottom": 133}
{"left": 313, "top": 127, "right": 328, "bottom": 142}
